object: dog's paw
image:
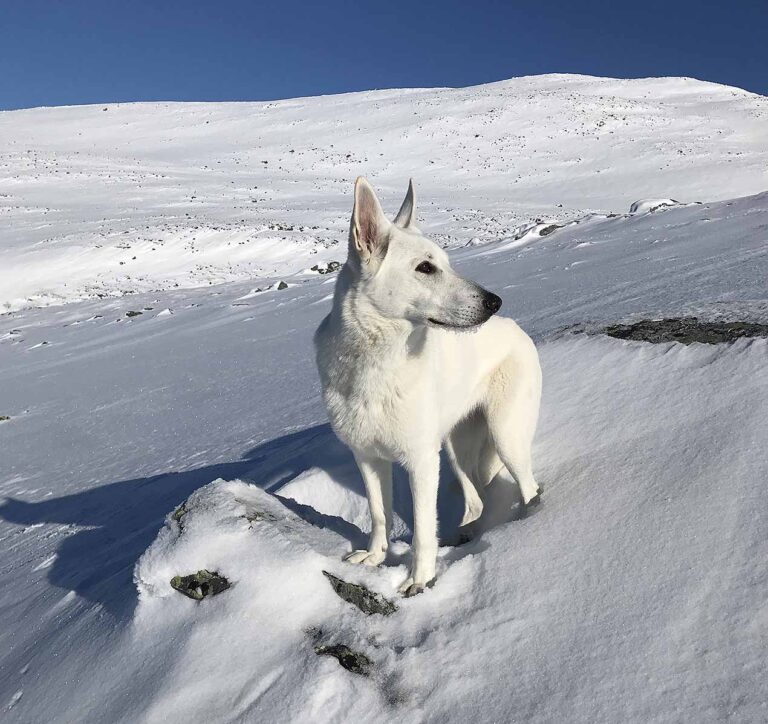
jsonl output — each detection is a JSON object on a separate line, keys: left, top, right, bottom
{"left": 397, "top": 578, "right": 422, "bottom": 597}
{"left": 397, "top": 576, "right": 436, "bottom": 598}
{"left": 517, "top": 493, "right": 542, "bottom": 520}
{"left": 457, "top": 529, "right": 475, "bottom": 545}
{"left": 344, "top": 549, "right": 386, "bottom": 566}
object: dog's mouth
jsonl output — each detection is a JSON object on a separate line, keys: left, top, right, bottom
{"left": 427, "top": 316, "right": 485, "bottom": 330}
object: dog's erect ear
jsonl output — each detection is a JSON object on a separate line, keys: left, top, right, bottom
{"left": 350, "top": 177, "right": 389, "bottom": 264}
{"left": 393, "top": 178, "right": 417, "bottom": 229}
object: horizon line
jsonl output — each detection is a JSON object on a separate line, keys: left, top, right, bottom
{"left": 1, "top": 72, "right": 764, "bottom": 113}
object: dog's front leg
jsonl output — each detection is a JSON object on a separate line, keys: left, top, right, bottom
{"left": 399, "top": 451, "right": 440, "bottom": 597}
{"left": 345, "top": 455, "right": 392, "bottom": 566}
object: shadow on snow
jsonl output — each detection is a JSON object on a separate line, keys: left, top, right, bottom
{"left": 0, "top": 423, "right": 527, "bottom": 618}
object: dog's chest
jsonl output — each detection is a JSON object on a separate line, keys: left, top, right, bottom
{"left": 318, "top": 341, "right": 427, "bottom": 458}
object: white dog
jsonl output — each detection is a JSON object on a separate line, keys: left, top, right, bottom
{"left": 314, "top": 178, "right": 542, "bottom": 596}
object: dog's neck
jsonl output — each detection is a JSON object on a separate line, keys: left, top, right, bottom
{"left": 329, "top": 262, "right": 424, "bottom": 357}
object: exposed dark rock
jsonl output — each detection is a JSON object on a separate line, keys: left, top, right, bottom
{"left": 314, "top": 644, "right": 372, "bottom": 676}
{"left": 170, "top": 570, "right": 230, "bottom": 600}
{"left": 538, "top": 224, "right": 561, "bottom": 237}
{"left": 603, "top": 317, "right": 768, "bottom": 345}
{"left": 171, "top": 503, "right": 187, "bottom": 529}
{"left": 245, "top": 509, "right": 279, "bottom": 523}
{"left": 322, "top": 571, "right": 397, "bottom": 616}
{"left": 277, "top": 281, "right": 288, "bottom": 290}
{"left": 125, "top": 310, "right": 142, "bottom": 317}
{"left": 0, "top": 415, "right": 10, "bottom": 422}
{"left": 310, "top": 260, "right": 341, "bottom": 275}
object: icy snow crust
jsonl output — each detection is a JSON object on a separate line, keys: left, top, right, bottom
{"left": 1, "top": 76, "right": 767, "bottom": 722}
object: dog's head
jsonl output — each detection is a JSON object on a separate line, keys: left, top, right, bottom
{"left": 344, "top": 177, "right": 501, "bottom": 328}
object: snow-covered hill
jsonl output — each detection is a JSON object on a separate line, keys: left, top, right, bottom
{"left": 1, "top": 74, "right": 766, "bottom": 311}
{"left": 1, "top": 76, "right": 767, "bottom": 722}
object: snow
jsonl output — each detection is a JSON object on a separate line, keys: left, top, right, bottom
{"left": 1, "top": 74, "right": 768, "bottom": 722}
{"left": 1, "top": 73, "right": 767, "bottom": 312}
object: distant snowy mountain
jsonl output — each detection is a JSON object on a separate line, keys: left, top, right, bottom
{"left": 1, "top": 77, "right": 767, "bottom": 723}
{"left": 1, "top": 74, "right": 766, "bottom": 311}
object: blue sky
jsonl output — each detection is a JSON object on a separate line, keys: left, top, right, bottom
{"left": 1, "top": 0, "right": 765, "bottom": 110}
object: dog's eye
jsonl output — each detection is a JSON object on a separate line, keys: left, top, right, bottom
{"left": 415, "top": 261, "right": 436, "bottom": 274}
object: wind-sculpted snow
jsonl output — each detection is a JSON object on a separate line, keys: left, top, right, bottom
{"left": 5, "top": 332, "right": 766, "bottom": 722}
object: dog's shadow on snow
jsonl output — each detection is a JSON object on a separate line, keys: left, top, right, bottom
{"left": 0, "top": 424, "right": 526, "bottom": 619}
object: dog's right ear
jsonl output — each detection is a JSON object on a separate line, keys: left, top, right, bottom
{"left": 393, "top": 178, "right": 417, "bottom": 230}
{"left": 350, "top": 177, "right": 389, "bottom": 266}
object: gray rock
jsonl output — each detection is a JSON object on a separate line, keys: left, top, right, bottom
{"left": 538, "top": 223, "right": 561, "bottom": 237}
{"left": 322, "top": 571, "right": 397, "bottom": 616}
{"left": 310, "top": 260, "right": 341, "bottom": 275}
{"left": 171, "top": 503, "right": 187, "bottom": 524}
{"left": 245, "top": 509, "right": 279, "bottom": 523}
{"left": 314, "top": 643, "right": 372, "bottom": 676}
{"left": 603, "top": 317, "right": 768, "bottom": 345}
{"left": 170, "top": 569, "right": 230, "bottom": 600}
{"left": 321, "top": 260, "right": 341, "bottom": 274}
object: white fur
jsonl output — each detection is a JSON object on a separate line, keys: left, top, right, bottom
{"left": 314, "top": 178, "right": 542, "bottom": 596}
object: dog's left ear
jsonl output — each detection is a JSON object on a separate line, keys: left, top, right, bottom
{"left": 393, "top": 178, "right": 417, "bottom": 230}
{"left": 351, "top": 177, "right": 390, "bottom": 265}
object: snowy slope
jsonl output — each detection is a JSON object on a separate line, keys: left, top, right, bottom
{"left": 2, "top": 160, "right": 768, "bottom": 724}
{"left": 1, "top": 74, "right": 767, "bottom": 311}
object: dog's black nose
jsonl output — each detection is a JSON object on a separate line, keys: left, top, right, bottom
{"left": 483, "top": 292, "right": 502, "bottom": 314}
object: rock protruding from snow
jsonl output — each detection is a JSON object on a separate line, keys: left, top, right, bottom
{"left": 313, "top": 643, "right": 372, "bottom": 677}
{"left": 310, "top": 261, "right": 341, "bottom": 275}
{"left": 322, "top": 571, "right": 397, "bottom": 616}
{"left": 538, "top": 223, "right": 562, "bottom": 237}
{"left": 170, "top": 569, "right": 230, "bottom": 600}
{"left": 629, "top": 198, "right": 680, "bottom": 214}
{"left": 603, "top": 317, "right": 768, "bottom": 344}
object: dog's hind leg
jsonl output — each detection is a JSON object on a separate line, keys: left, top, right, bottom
{"left": 345, "top": 455, "right": 392, "bottom": 566}
{"left": 477, "top": 433, "right": 503, "bottom": 490}
{"left": 485, "top": 354, "right": 542, "bottom": 506}
{"left": 445, "top": 435, "right": 484, "bottom": 527}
